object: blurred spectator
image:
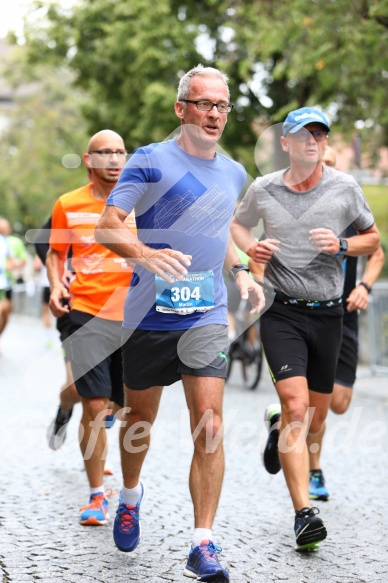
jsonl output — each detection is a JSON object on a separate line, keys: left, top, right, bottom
{"left": 0, "top": 217, "right": 28, "bottom": 342}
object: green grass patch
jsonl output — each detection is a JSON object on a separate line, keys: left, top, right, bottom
{"left": 378, "top": 233, "right": 388, "bottom": 279}
{"left": 362, "top": 184, "right": 388, "bottom": 279}
{"left": 362, "top": 184, "right": 388, "bottom": 233}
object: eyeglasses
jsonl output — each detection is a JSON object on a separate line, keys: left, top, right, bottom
{"left": 291, "top": 129, "right": 328, "bottom": 142}
{"left": 88, "top": 150, "right": 128, "bottom": 158}
{"left": 180, "top": 99, "right": 234, "bottom": 113}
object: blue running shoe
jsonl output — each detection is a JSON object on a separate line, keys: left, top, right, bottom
{"left": 105, "top": 414, "right": 116, "bottom": 429}
{"left": 80, "top": 492, "right": 109, "bottom": 526}
{"left": 113, "top": 481, "right": 146, "bottom": 552}
{"left": 309, "top": 470, "right": 330, "bottom": 501}
{"left": 183, "top": 540, "right": 229, "bottom": 582}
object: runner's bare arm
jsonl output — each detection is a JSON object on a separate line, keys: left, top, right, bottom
{"left": 309, "top": 224, "right": 380, "bottom": 256}
{"left": 224, "top": 234, "right": 265, "bottom": 314}
{"left": 346, "top": 244, "right": 385, "bottom": 312}
{"left": 230, "top": 217, "right": 280, "bottom": 263}
{"left": 46, "top": 247, "right": 70, "bottom": 317}
{"left": 95, "top": 205, "right": 192, "bottom": 283}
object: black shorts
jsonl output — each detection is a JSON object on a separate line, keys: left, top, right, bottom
{"left": 335, "top": 313, "right": 358, "bottom": 388}
{"left": 56, "top": 312, "right": 73, "bottom": 362}
{"left": 260, "top": 300, "right": 343, "bottom": 394}
{"left": 65, "top": 310, "right": 124, "bottom": 406}
{"left": 5, "top": 288, "right": 12, "bottom": 301}
{"left": 42, "top": 286, "right": 50, "bottom": 304}
{"left": 122, "top": 325, "right": 229, "bottom": 390}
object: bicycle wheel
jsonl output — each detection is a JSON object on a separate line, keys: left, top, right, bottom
{"left": 241, "top": 345, "right": 263, "bottom": 390}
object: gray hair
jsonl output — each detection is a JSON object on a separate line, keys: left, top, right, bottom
{"left": 177, "top": 64, "right": 230, "bottom": 101}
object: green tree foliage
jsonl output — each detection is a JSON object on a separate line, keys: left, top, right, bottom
{"left": 0, "top": 58, "right": 89, "bottom": 231}
{"left": 21, "top": 0, "right": 388, "bottom": 176}
{"left": 24, "top": 0, "right": 200, "bottom": 149}
{"left": 22, "top": 0, "right": 267, "bottom": 173}
{"left": 230, "top": 0, "right": 388, "bottom": 135}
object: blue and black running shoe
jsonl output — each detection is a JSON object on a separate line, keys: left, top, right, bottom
{"left": 113, "top": 481, "right": 146, "bottom": 552}
{"left": 309, "top": 469, "right": 330, "bottom": 501}
{"left": 294, "top": 506, "right": 327, "bottom": 551}
{"left": 183, "top": 540, "right": 229, "bottom": 582}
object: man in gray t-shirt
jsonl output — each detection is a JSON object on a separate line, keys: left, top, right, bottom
{"left": 231, "top": 106, "right": 380, "bottom": 551}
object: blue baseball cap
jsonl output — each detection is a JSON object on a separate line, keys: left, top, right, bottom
{"left": 282, "top": 107, "right": 330, "bottom": 136}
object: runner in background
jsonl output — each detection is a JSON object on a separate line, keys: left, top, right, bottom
{"left": 0, "top": 220, "right": 13, "bottom": 347}
{"left": 47, "top": 129, "right": 135, "bottom": 526}
{"left": 0, "top": 217, "right": 28, "bottom": 345}
{"left": 34, "top": 215, "right": 116, "bottom": 467}
{"left": 231, "top": 107, "right": 380, "bottom": 551}
{"left": 34, "top": 216, "right": 81, "bottom": 450}
{"left": 307, "top": 146, "right": 385, "bottom": 500}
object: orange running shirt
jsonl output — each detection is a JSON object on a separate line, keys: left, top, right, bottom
{"left": 49, "top": 183, "right": 136, "bottom": 320}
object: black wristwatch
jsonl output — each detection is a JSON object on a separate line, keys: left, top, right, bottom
{"left": 336, "top": 238, "right": 349, "bottom": 257}
{"left": 359, "top": 281, "right": 372, "bottom": 293}
{"left": 229, "top": 263, "right": 250, "bottom": 282}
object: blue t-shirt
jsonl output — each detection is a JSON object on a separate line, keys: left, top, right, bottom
{"left": 106, "top": 138, "right": 246, "bottom": 330}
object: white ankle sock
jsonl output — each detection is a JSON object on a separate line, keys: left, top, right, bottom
{"left": 90, "top": 485, "right": 104, "bottom": 496}
{"left": 192, "top": 528, "right": 212, "bottom": 548}
{"left": 121, "top": 483, "right": 142, "bottom": 506}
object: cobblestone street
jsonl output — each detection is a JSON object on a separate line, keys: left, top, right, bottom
{"left": 1, "top": 314, "right": 387, "bottom": 582}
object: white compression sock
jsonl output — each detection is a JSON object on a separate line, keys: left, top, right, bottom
{"left": 192, "top": 528, "right": 213, "bottom": 548}
{"left": 90, "top": 485, "right": 104, "bottom": 496}
{"left": 121, "top": 483, "right": 142, "bottom": 506}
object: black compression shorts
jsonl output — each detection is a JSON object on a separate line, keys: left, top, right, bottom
{"left": 335, "top": 313, "right": 358, "bottom": 388}
{"left": 260, "top": 300, "right": 343, "bottom": 394}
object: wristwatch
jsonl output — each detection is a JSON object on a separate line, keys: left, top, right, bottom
{"left": 359, "top": 281, "right": 372, "bottom": 293}
{"left": 229, "top": 263, "right": 250, "bottom": 282}
{"left": 336, "top": 238, "right": 349, "bottom": 257}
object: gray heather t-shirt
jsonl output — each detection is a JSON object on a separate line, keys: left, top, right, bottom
{"left": 235, "top": 166, "right": 375, "bottom": 300}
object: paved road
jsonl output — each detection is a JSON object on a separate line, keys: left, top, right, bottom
{"left": 0, "top": 315, "right": 387, "bottom": 582}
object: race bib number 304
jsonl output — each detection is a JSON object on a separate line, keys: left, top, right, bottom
{"left": 155, "top": 271, "right": 215, "bottom": 315}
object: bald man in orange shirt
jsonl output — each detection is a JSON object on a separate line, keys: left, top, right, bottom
{"left": 47, "top": 130, "right": 136, "bottom": 526}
